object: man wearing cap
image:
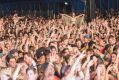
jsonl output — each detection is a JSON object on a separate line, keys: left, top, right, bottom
{"left": 81, "top": 34, "right": 91, "bottom": 51}
{"left": 36, "top": 47, "right": 50, "bottom": 80}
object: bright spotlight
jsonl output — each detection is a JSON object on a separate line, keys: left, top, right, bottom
{"left": 64, "top": 2, "right": 68, "bottom": 5}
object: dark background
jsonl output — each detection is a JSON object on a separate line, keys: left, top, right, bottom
{"left": 0, "top": 0, "right": 119, "bottom": 17}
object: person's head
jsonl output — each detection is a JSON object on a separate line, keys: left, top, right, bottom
{"left": 94, "top": 34, "right": 99, "bottom": 41}
{"left": 72, "top": 12, "right": 75, "bottom": 17}
{"left": 9, "top": 49, "right": 18, "bottom": 60}
{"left": 24, "top": 52, "right": 33, "bottom": 65}
{"left": 98, "top": 39, "right": 105, "bottom": 47}
{"left": 113, "top": 45, "right": 119, "bottom": 53}
{"left": 26, "top": 67, "right": 38, "bottom": 80}
{"left": 62, "top": 48, "right": 70, "bottom": 56}
{"left": 49, "top": 41, "right": 57, "bottom": 47}
{"left": 108, "top": 35, "right": 116, "bottom": 45}
{"left": 19, "top": 32, "right": 23, "bottom": 37}
{"left": 84, "top": 34, "right": 90, "bottom": 43}
{"left": 35, "top": 47, "right": 46, "bottom": 64}
{"left": 50, "top": 46, "right": 57, "bottom": 54}
{"left": 6, "top": 55, "right": 16, "bottom": 68}
{"left": 86, "top": 49, "right": 94, "bottom": 55}
{"left": 111, "top": 52, "right": 117, "bottom": 63}
{"left": 90, "top": 55, "right": 99, "bottom": 64}
{"left": 76, "top": 39, "right": 82, "bottom": 48}
{"left": 24, "top": 33, "right": 28, "bottom": 38}
{"left": 104, "top": 57, "right": 111, "bottom": 67}
{"left": 88, "top": 41, "right": 96, "bottom": 49}
{"left": 62, "top": 38, "right": 69, "bottom": 46}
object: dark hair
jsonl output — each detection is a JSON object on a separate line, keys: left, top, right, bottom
{"left": 44, "top": 47, "right": 50, "bottom": 56}
{"left": 88, "top": 41, "right": 95, "bottom": 49}
{"left": 108, "top": 35, "right": 115, "bottom": 39}
{"left": 86, "top": 49, "right": 94, "bottom": 53}
{"left": 6, "top": 55, "right": 16, "bottom": 62}
{"left": 17, "top": 57, "right": 24, "bottom": 63}
{"left": 104, "top": 56, "right": 112, "bottom": 68}
{"left": 9, "top": 49, "right": 18, "bottom": 55}
{"left": 6, "top": 54, "right": 16, "bottom": 66}
{"left": 35, "top": 47, "right": 46, "bottom": 59}
{"left": 49, "top": 46, "right": 56, "bottom": 50}
{"left": 111, "top": 52, "right": 117, "bottom": 56}
{"left": 76, "top": 38, "right": 81, "bottom": 43}
{"left": 113, "top": 45, "right": 119, "bottom": 52}
{"left": 62, "top": 48, "right": 69, "bottom": 53}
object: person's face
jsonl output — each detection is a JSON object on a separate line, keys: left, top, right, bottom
{"left": 27, "top": 70, "right": 37, "bottom": 80}
{"left": 64, "top": 49, "right": 70, "bottom": 56}
{"left": 51, "top": 48, "right": 57, "bottom": 54}
{"left": 84, "top": 38, "right": 89, "bottom": 43}
{"left": 72, "top": 13, "right": 75, "bottom": 17}
{"left": 94, "top": 36, "right": 99, "bottom": 41}
{"left": 104, "top": 60, "right": 108, "bottom": 64}
{"left": 87, "top": 51, "right": 93, "bottom": 55}
{"left": 24, "top": 34, "right": 28, "bottom": 38}
{"left": 70, "top": 34, "right": 75, "bottom": 39}
{"left": 11, "top": 38, "right": 15, "bottom": 44}
{"left": 24, "top": 55, "right": 31, "bottom": 65}
{"left": 76, "top": 41, "right": 81, "bottom": 48}
{"left": 108, "top": 37, "right": 116, "bottom": 45}
{"left": 63, "top": 39, "right": 68, "bottom": 45}
{"left": 9, "top": 58, "right": 16, "bottom": 68}
{"left": 13, "top": 52, "right": 18, "bottom": 59}
{"left": 111, "top": 54, "right": 117, "bottom": 63}
{"left": 37, "top": 56, "right": 45, "bottom": 64}
{"left": 99, "top": 40, "right": 105, "bottom": 47}
{"left": 19, "top": 33, "right": 23, "bottom": 37}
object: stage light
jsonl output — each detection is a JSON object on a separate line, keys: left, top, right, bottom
{"left": 64, "top": 2, "right": 68, "bottom": 5}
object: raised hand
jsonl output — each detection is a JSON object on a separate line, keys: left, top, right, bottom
{"left": 49, "top": 53, "right": 57, "bottom": 63}
{"left": 87, "top": 60, "right": 94, "bottom": 68}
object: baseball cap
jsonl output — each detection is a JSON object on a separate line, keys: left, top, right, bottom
{"left": 84, "top": 34, "right": 90, "bottom": 38}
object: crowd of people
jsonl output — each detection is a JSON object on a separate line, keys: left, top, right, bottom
{"left": 0, "top": 12, "right": 119, "bottom": 80}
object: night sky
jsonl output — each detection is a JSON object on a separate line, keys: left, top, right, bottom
{"left": 0, "top": 0, "right": 119, "bottom": 16}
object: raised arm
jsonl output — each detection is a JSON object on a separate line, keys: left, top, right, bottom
{"left": 84, "top": 60, "right": 94, "bottom": 80}
{"left": 60, "top": 14, "right": 72, "bottom": 19}
{"left": 75, "top": 14, "right": 85, "bottom": 19}
{"left": 66, "top": 51, "right": 86, "bottom": 78}
{"left": 12, "top": 63, "right": 23, "bottom": 80}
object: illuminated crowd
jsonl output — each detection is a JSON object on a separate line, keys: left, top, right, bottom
{"left": 0, "top": 13, "right": 119, "bottom": 80}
